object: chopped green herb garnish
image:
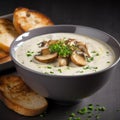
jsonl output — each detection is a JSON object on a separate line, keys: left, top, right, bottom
{"left": 47, "top": 66, "right": 52, "bottom": 69}
{"left": 74, "top": 117, "right": 81, "bottom": 120}
{"left": 26, "top": 50, "right": 34, "bottom": 57}
{"left": 49, "top": 40, "right": 72, "bottom": 57}
{"left": 93, "top": 67, "right": 98, "bottom": 69}
{"left": 70, "top": 113, "right": 76, "bottom": 117}
{"left": 83, "top": 66, "right": 90, "bottom": 70}
{"left": 95, "top": 53, "right": 99, "bottom": 56}
{"left": 107, "top": 61, "right": 110, "bottom": 63}
{"left": 37, "top": 42, "right": 41, "bottom": 45}
{"left": 78, "top": 107, "right": 88, "bottom": 115}
{"left": 58, "top": 69, "right": 62, "bottom": 73}
{"left": 68, "top": 117, "right": 73, "bottom": 120}
{"left": 50, "top": 71, "right": 54, "bottom": 74}
{"left": 95, "top": 114, "right": 100, "bottom": 119}
{"left": 106, "top": 51, "right": 109, "bottom": 54}
{"left": 30, "top": 60, "right": 33, "bottom": 62}
{"left": 87, "top": 57, "right": 94, "bottom": 62}
{"left": 98, "top": 106, "right": 106, "bottom": 111}
{"left": 88, "top": 104, "right": 94, "bottom": 111}
{"left": 67, "top": 104, "right": 106, "bottom": 120}
{"left": 91, "top": 51, "right": 99, "bottom": 56}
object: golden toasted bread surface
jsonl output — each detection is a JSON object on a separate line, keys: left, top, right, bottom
{"left": 0, "top": 75, "right": 48, "bottom": 116}
{"left": 13, "top": 7, "right": 54, "bottom": 34}
{"left": 0, "top": 49, "right": 8, "bottom": 59}
{"left": 0, "top": 18, "right": 19, "bottom": 52}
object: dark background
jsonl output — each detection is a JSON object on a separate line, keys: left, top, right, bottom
{"left": 0, "top": 0, "right": 120, "bottom": 120}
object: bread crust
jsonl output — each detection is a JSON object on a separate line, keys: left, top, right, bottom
{"left": 13, "top": 7, "right": 54, "bottom": 34}
{"left": 0, "top": 18, "right": 19, "bottom": 52}
{"left": 0, "top": 55, "right": 11, "bottom": 64}
{"left": 0, "top": 75, "right": 48, "bottom": 116}
{"left": 0, "top": 49, "right": 9, "bottom": 59}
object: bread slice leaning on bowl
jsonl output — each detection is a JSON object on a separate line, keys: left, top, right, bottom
{"left": 13, "top": 7, "right": 54, "bottom": 34}
{"left": 0, "top": 75, "right": 48, "bottom": 116}
{"left": 0, "top": 18, "right": 19, "bottom": 53}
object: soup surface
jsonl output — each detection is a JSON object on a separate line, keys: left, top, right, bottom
{"left": 15, "top": 33, "right": 115, "bottom": 75}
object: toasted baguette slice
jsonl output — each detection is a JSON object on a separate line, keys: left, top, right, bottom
{"left": 0, "top": 18, "right": 19, "bottom": 52}
{"left": 0, "top": 75, "right": 48, "bottom": 116}
{"left": 0, "top": 49, "right": 9, "bottom": 59}
{"left": 13, "top": 7, "right": 54, "bottom": 34}
{"left": 0, "top": 55, "right": 11, "bottom": 64}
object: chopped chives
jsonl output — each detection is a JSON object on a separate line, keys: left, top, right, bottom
{"left": 88, "top": 104, "right": 94, "bottom": 111}
{"left": 80, "top": 71, "right": 84, "bottom": 73}
{"left": 87, "top": 57, "right": 94, "bottom": 62}
{"left": 58, "top": 69, "right": 62, "bottom": 73}
{"left": 78, "top": 107, "right": 88, "bottom": 115}
{"left": 26, "top": 50, "right": 34, "bottom": 57}
{"left": 83, "top": 66, "right": 90, "bottom": 70}
{"left": 50, "top": 71, "right": 54, "bottom": 74}
{"left": 67, "top": 104, "right": 106, "bottom": 120}
{"left": 68, "top": 117, "right": 73, "bottom": 120}
{"left": 96, "top": 53, "right": 99, "bottom": 56}
{"left": 70, "top": 113, "right": 76, "bottom": 117}
{"left": 98, "top": 106, "right": 106, "bottom": 111}
{"left": 47, "top": 66, "right": 52, "bottom": 69}
{"left": 93, "top": 67, "right": 98, "bottom": 69}
{"left": 74, "top": 117, "right": 81, "bottom": 120}
{"left": 95, "top": 114, "right": 100, "bottom": 119}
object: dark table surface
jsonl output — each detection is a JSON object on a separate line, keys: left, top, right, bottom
{"left": 0, "top": 0, "right": 120, "bottom": 120}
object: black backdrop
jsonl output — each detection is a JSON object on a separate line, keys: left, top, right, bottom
{"left": 0, "top": 0, "right": 120, "bottom": 40}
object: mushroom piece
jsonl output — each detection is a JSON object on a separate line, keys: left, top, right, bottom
{"left": 34, "top": 52, "right": 58, "bottom": 63}
{"left": 58, "top": 57, "right": 68, "bottom": 66}
{"left": 77, "top": 42, "right": 90, "bottom": 57}
{"left": 66, "top": 38, "right": 76, "bottom": 46}
{"left": 47, "top": 40, "right": 58, "bottom": 46}
{"left": 71, "top": 51, "right": 86, "bottom": 66}
{"left": 37, "top": 41, "right": 47, "bottom": 47}
{"left": 41, "top": 48, "right": 50, "bottom": 55}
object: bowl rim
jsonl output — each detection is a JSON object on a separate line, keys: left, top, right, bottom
{"left": 10, "top": 24, "right": 120, "bottom": 78}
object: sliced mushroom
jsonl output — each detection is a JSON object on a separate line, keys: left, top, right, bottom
{"left": 77, "top": 42, "right": 90, "bottom": 57}
{"left": 41, "top": 48, "right": 50, "bottom": 55}
{"left": 37, "top": 41, "right": 47, "bottom": 47}
{"left": 58, "top": 57, "right": 68, "bottom": 66}
{"left": 48, "top": 40, "right": 58, "bottom": 45}
{"left": 34, "top": 52, "right": 58, "bottom": 63}
{"left": 66, "top": 38, "right": 76, "bottom": 46}
{"left": 71, "top": 51, "right": 86, "bottom": 66}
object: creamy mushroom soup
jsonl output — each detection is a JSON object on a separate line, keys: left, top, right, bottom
{"left": 15, "top": 33, "right": 115, "bottom": 75}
